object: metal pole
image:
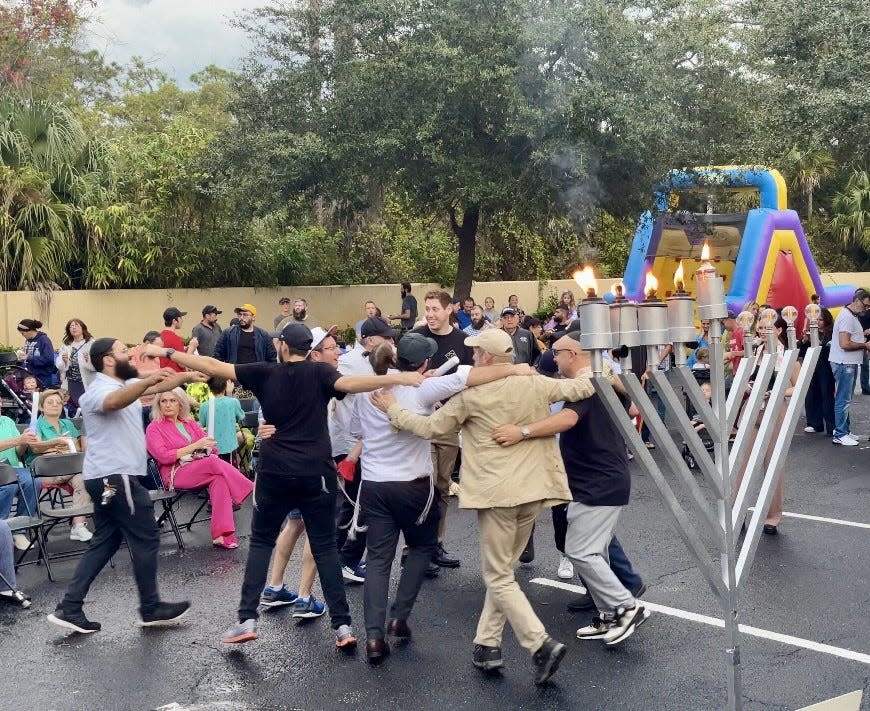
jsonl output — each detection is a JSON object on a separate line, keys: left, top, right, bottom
{"left": 709, "top": 317, "right": 742, "bottom": 711}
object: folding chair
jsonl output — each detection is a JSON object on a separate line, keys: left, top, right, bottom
{"left": 30, "top": 453, "right": 95, "bottom": 559}
{"left": 147, "top": 459, "right": 187, "bottom": 551}
{"left": 0, "top": 463, "right": 53, "bottom": 580}
{"left": 237, "top": 397, "right": 256, "bottom": 412}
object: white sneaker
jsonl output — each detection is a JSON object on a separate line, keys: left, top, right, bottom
{"left": 557, "top": 555, "right": 574, "bottom": 580}
{"left": 12, "top": 534, "right": 30, "bottom": 551}
{"left": 833, "top": 434, "right": 859, "bottom": 446}
{"left": 803, "top": 426, "right": 820, "bottom": 433}
{"left": 70, "top": 524, "right": 93, "bottom": 542}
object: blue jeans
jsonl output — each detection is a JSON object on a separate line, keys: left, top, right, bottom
{"left": 831, "top": 362, "right": 858, "bottom": 438}
{"left": 0, "top": 467, "right": 39, "bottom": 519}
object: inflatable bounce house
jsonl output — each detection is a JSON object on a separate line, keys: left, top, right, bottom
{"left": 621, "top": 166, "right": 854, "bottom": 331}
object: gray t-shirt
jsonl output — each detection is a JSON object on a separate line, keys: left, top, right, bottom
{"left": 79, "top": 373, "right": 147, "bottom": 480}
{"left": 829, "top": 307, "right": 865, "bottom": 365}
{"left": 191, "top": 322, "right": 222, "bottom": 358}
{"left": 401, "top": 295, "right": 418, "bottom": 330}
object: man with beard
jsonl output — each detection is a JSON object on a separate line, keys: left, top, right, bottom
{"left": 146, "top": 323, "right": 425, "bottom": 649}
{"left": 543, "top": 306, "right": 570, "bottom": 348}
{"left": 463, "top": 305, "right": 492, "bottom": 338}
{"left": 47, "top": 338, "right": 200, "bottom": 634}
{"left": 389, "top": 282, "right": 418, "bottom": 332}
{"left": 214, "top": 304, "right": 277, "bottom": 365}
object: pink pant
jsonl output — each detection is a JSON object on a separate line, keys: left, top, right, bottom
{"left": 163, "top": 456, "right": 253, "bottom": 539}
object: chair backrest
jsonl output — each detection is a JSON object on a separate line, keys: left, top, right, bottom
{"left": 30, "top": 452, "right": 85, "bottom": 479}
{"left": 0, "top": 463, "right": 21, "bottom": 488}
{"left": 71, "top": 417, "right": 85, "bottom": 435}
{"left": 16, "top": 423, "right": 30, "bottom": 434}
{"left": 243, "top": 410, "right": 260, "bottom": 429}
{"left": 237, "top": 397, "right": 256, "bottom": 412}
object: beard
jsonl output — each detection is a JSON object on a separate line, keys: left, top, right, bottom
{"left": 294, "top": 310, "right": 307, "bottom": 321}
{"left": 115, "top": 360, "right": 139, "bottom": 380}
{"left": 471, "top": 317, "right": 486, "bottom": 329}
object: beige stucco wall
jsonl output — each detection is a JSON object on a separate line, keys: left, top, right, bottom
{"left": 2, "top": 273, "right": 868, "bottom": 348}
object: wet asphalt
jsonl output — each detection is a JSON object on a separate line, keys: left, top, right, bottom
{"left": 2, "top": 398, "right": 869, "bottom": 711}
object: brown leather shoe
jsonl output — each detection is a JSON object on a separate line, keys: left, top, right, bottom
{"left": 386, "top": 618, "right": 412, "bottom": 639}
{"left": 365, "top": 638, "right": 390, "bottom": 665}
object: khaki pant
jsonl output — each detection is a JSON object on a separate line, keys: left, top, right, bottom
{"left": 42, "top": 473, "right": 91, "bottom": 509}
{"left": 431, "top": 442, "right": 459, "bottom": 542}
{"left": 474, "top": 502, "right": 548, "bottom": 654}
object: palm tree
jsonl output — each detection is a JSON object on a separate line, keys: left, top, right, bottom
{"left": 0, "top": 93, "right": 107, "bottom": 289}
{"left": 783, "top": 146, "right": 837, "bottom": 218}
{"left": 831, "top": 169, "right": 870, "bottom": 249}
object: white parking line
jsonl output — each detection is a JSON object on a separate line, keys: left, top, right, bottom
{"left": 747, "top": 508, "right": 870, "bottom": 530}
{"left": 530, "top": 577, "right": 870, "bottom": 666}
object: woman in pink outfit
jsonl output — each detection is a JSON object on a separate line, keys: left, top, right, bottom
{"left": 145, "top": 387, "right": 253, "bottom": 549}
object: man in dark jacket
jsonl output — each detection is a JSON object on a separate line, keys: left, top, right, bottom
{"left": 214, "top": 304, "right": 276, "bottom": 364}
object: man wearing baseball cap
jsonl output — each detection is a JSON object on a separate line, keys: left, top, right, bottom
{"left": 159, "top": 307, "right": 189, "bottom": 372}
{"left": 370, "top": 327, "right": 606, "bottom": 685}
{"left": 143, "top": 322, "right": 426, "bottom": 650}
{"left": 192, "top": 306, "right": 223, "bottom": 358}
{"left": 213, "top": 304, "right": 276, "bottom": 365}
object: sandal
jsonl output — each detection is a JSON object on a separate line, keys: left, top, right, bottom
{"left": 645, "top": 442, "right": 656, "bottom": 450}
{"left": 213, "top": 535, "right": 239, "bottom": 550}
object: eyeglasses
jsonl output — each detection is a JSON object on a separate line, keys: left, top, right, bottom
{"left": 319, "top": 344, "right": 339, "bottom": 352}
{"left": 552, "top": 349, "right": 573, "bottom": 356}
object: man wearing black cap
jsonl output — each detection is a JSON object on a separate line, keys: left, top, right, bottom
{"left": 47, "top": 337, "right": 200, "bottom": 635}
{"left": 192, "top": 306, "right": 223, "bottom": 358}
{"left": 501, "top": 307, "right": 541, "bottom": 367}
{"left": 159, "top": 307, "right": 189, "bottom": 373}
{"left": 143, "top": 322, "right": 425, "bottom": 651}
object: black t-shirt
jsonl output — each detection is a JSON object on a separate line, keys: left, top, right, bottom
{"left": 559, "top": 393, "right": 631, "bottom": 506}
{"left": 412, "top": 325, "right": 474, "bottom": 368}
{"left": 235, "top": 360, "right": 345, "bottom": 476}
{"left": 236, "top": 329, "right": 257, "bottom": 365}
{"left": 401, "top": 295, "right": 418, "bottom": 330}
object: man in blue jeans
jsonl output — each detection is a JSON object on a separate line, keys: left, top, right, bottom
{"left": 149, "top": 323, "right": 424, "bottom": 649}
{"left": 828, "top": 289, "right": 870, "bottom": 446}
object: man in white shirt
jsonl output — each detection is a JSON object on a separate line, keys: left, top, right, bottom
{"left": 828, "top": 289, "right": 870, "bottom": 445}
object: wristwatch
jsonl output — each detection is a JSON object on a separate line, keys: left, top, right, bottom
{"left": 521, "top": 426, "right": 532, "bottom": 440}
{"left": 165, "top": 348, "right": 176, "bottom": 359}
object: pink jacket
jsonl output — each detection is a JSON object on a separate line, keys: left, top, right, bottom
{"left": 145, "top": 418, "right": 217, "bottom": 478}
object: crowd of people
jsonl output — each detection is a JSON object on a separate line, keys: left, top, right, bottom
{"left": 2, "top": 283, "right": 867, "bottom": 686}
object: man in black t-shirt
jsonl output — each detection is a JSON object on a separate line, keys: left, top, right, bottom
{"left": 389, "top": 282, "right": 418, "bottom": 332}
{"left": 146, "top": 323, "right": 423, "bottom": 650}
{"left": 411, "top": 290, "right": 474, "bottom": 568}
{"left": 490, "top": 333, "right": 649, "bottom": 648}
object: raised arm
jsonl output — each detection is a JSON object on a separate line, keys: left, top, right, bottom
{"left": 335, "top": 371, "right": 424, "bottom": 394}
{"left": 141, "top": 344, "right": 236, "bottom": 382}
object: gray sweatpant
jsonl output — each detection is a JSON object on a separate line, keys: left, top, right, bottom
{"left": 565, "top": 501, "right": 634, "bottom": 619}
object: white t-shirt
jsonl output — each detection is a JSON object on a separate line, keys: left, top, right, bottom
{"left": 829, "top": 307, "right": 865, "bottom": 365}
{"left": 351, "top": 366, "right": 471, "bottom": 482}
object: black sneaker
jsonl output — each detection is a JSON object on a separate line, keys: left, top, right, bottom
{"left": 519, "top": 535, "right": 535, "bottom": 564}
{"left": 567, "top": 593, "right": 596, "bottom": 612}
{"left": 472, "top": 644, "right": 504, "bottom": 671}
{"left": 401, "top": 552, "right": 441, "bottom": 578}
{"left": 138, "top": 601, "right": 191, "bottom": 627}
{"left": 532, "top": 637, "right": 566, "bottom": 685}
{"left": 47, "top": 607, "right": 101, "bottom": 634}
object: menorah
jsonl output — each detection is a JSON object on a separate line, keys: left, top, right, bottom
{"left": 575, "top": 248, "right": 821, "bottom": 711}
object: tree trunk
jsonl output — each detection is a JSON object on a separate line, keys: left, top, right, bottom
{"left": 449, "top": 204, "right": 479, "bottom": 299}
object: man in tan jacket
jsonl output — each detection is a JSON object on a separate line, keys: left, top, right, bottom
{"left": 371, "top": 329, "right": 599, "bottom": 686}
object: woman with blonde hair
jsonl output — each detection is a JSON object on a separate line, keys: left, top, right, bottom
{"left": 145, "top": 387, "right": 253, "bottom": 549}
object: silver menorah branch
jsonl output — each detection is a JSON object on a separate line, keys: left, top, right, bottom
{"left": 577, "top": 262, "right": 821, "bottom": 711}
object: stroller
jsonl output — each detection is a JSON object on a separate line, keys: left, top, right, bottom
{"left": 0, "top": 354, "right": 34, "bottom": 424}
{"left": 681, "top": 424, "right": 714, "bottom": 471}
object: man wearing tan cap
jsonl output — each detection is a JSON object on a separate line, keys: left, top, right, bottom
{"left": 371, "top": 328, "right": 603, "bottom": 686}
{"left": 214, "top": 304, "right": 277, "bottom": 365}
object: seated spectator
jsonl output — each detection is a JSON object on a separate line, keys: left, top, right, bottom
{"left": 198, "top": 376, "right": 246, "bottom": 464}
{"left": 482, "top": 297, "right": 499, "bottom": 324}
{"left": 543, "top": 305, "right": 571, "bottom": 346}
{"left": 0, "top": 404, "right": 39, "bottom": 550}
{"left": 522, "top": 316, "right": 547, "bottom": 353}
{"left": 26, "top": 389, "right": 92, "bottom": 542}
{"left": 146, "top": 387, "right": 254, "bottom": 549}
{"left": 0, "top": 519, "right": 30, "bottom": 608}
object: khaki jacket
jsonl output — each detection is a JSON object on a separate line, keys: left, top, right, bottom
{"left": 387, "top": 373, "right": 597, "bottom": 510}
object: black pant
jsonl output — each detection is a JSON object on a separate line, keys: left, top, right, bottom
{"left": 805, "top": 347, "right": 835, "bottom": 433}
{"left": 334, "top": 456, "right": 366, "bottom": 568}
{"left": 552, "top": 503, "right": 568, "bottom": 553}
{"left": 238, "top": 471, "right": 350, "bottom": 628}
{"left": 61, "top": 476, "right": 160, "bottom": 615}
{"left": 361, "top": 478, "right": 439, "bottom": 639}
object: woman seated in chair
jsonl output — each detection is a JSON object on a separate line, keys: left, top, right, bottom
{"left": 145, "top": 387, "right": 253, "bottom": 549}
{"left": 26, "top": 389, "right": 93, "bottom": 542}
{"left": 0, "top": 519, "right": 30, "bottom": 608}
